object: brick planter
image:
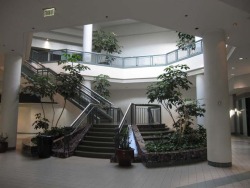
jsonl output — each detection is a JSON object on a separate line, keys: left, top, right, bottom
{"left": 142, "top": 147, "right": 207, "bottom": 168}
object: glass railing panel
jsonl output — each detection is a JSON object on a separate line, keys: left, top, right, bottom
{"left": 190, "top": 40, "right": 202, "bottom": 55}
{"left": 123, "top": 57, "right": 137, "bottom": 68}
{"left": 110, "top": 57, "right": 123, "bottom": 68}
{"left": 137, "top": 56, "right": 151, "bottom": 67}
{"left": 177, "top": 49, "right": 189, "bottom": 60}
{"left": 31, "top": 40, "right": 203, "bottom": 68}
{"left": 82, "top": 52, "right": 95, "bottom": 64}
{"left": 152, "top": 55, "right": 166, "bottom": 66}
{"left": 167, "top": 51, "right": 177, "bottom": 64}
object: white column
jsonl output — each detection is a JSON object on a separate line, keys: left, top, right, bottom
{"left": 203, "top": 30, "right": 232, "bottom": 167}
{"left": 0, "top": 54, "right": 22, "bottom": 149}
{"left": 196, "top": 74, "right": 205, "bottom": 126}
{"left": 83, "top": 24, "right": 93, "bottom": 63}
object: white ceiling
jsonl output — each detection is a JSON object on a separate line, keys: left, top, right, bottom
{"left": 1, "top": 0, "right": 250, "bottom": 90}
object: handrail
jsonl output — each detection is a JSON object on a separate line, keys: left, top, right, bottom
{"left": 118, "top": 103, "right": 133, "bottom": 133}
{"left": 54, "top": 103, "right": 100, "bottom": 143}
{"left": 80, "top": 83, "right": 113, "bottom": 107}
{"left": 27, "top": 59, "right": 113, "bottom": 107}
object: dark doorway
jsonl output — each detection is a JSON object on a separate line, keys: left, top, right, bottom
{"left": 245, "top": 98, "right": 250, "bottom": 136}
{"left": 238, "top": 99, "right": 243, "bottom": 134}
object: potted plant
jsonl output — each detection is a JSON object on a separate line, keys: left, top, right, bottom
{"left": 92, "top": 30, "right": 122, "bottom": 64}
{"left": 0, "top": 133, "right": 8, "bottom": 153}
{"left": 115, "top": 126, "right": 134, "bottom": 166}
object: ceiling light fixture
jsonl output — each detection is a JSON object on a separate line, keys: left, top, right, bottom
{"left": 232, "top": 67, "right": 235, "bottom": 70}
{"left": 239, "top": 57, "right": 243, "bottom": 60}
{"left": 231, "top": 74, "right": 235, "bottom": 76}
{"left": 233, "top": 22, "right": 238, "bottom": 27}
{"left": 43, "top": 7, "right": 56, "bottom": 17}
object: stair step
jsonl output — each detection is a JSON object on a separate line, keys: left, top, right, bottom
{"left": 87, "top": 131, "right": 115, "bottom": 137}
{"left": 137, "top": 124, "right": 165, "bottom": 129}
{"left": 92, "top": 124, "right": 119, "bottom": 129}
{"left": 80, "top": 140, "right": 115, "bottom": 147}
{"left": 90, "top": 127, "right": 116, "bottom": 132}
{"left": 137, "top": 127, "right": 169, "bottom": 132}
{"left": 77, "top": 145, "right": 115, "bottom": 153}
{"left": 74, "top": 151, "right": 114, "bottom": 159}
{"left": 84, "top": 136, "right": 114, "bottom": 142}
{"left": 140, "top": 130, "right": 172, "bottom": 136}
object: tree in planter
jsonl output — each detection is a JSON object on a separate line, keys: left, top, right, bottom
{"left": 22, "top": 75, "right": 57, "bottom": 129}
{"left": 92, "top": 30, "right": 122, "bottom": 64}
{"left": 56, "top": 54, "right": 90, "bottom": 126}
{"left": 176, "top": 32, "right": 196, "bottom": 50}
{"left": 146, "top": 64, "right": 205, "bottom": 146}
{"left": 93, "top": 74, "right": 111, "bottom": 100}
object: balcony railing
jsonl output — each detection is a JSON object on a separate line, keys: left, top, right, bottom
{"left": 31, "top": 40, "right": 203, "bottom": 69}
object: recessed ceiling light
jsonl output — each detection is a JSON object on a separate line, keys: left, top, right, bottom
{"left": 231, "top": 74, "right": 235, "bottom": 76}
{"left": 233, "top": 22, "right": 238, "bottom": 27}
{"left": 227, "top": 36, "right": 230, "bottom": 40}
{"left": 232, "top": 67, "right": 235, "bottom": 69}
{"left": 239, "top": 57, "right": 243, "bottom": 60}
{"left": 46, "top": 38, "right": 49, "bottom": 41}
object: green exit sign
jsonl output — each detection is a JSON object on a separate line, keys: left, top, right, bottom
{"left": 43, "top": 8, "right": 55, "bottom": 17}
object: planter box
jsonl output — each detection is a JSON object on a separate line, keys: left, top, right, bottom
{"left": 142, "top": 148, "right": 207, "bottom": 168}
{"left": 115, "top": 148, "right": 134, "bottom": 166}
{"left": 37, "top": 135, "right": 54, "bottom": 158}
{"left": 0, "top": 142, "right": 8, "bottom": 153}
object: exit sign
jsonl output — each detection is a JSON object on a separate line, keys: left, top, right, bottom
{"left": 43, "top": 8, "right": 55, "bottom": 17}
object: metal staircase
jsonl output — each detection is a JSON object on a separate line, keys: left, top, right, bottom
{"left": 21, "top": 59, "right": 122, "bottom": 158}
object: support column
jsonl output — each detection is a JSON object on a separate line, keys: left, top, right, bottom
{"left": 196, "top": 74, "right": 205, "bottom": 126}
{"left": 203, "top": 30, "right": 232, "bottom": 167}
{"left": 0, "top": 54, "right": 22, "bottom": 149}
{"left": 83, "top": 24, "right": 93, "bottom": 63}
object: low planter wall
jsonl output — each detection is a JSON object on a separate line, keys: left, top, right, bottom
{"left": 142, "top": 147, "right": 207, "bottom": 168}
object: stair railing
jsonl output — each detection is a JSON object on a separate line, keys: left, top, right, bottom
{"left": 115, "top": 103, "right": 162, "bottom": 148}
{"left": 52, "top": 103, "right": 101, "bottom": 157}
{"left": 134, "top": 104, "right": 161, "bottom": 125}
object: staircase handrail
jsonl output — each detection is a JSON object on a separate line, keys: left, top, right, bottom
{"left": 80, "top": 83, "right": 114, "bottom": 107}
{"left": 55, "top": 103, "right": 100, "bottom": 142}
{"left": 23, "top": 60, "right": 101, "bottom": 106}
{"left": 26, "top": 59, "right": 114, "bottom": 107}
{"left": 117, "top": 103, "right": 133, "bottom": 134}
{"left": 52, "top": 103, "right": 101, "bottom": 157}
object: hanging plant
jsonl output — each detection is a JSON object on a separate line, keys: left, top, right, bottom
{"left": 176, "top": 32, "right": 196, "bottom": 50}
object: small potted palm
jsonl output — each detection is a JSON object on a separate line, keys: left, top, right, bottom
{"left": 0, "top": 133, "right": 8, "bottom": 153}
{"left": 115, "top": 126, "right": 134, "bottom": 166}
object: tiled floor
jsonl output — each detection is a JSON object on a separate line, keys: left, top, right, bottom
{"left": 0, "top": 136, "right": 249, "bottom": 188}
